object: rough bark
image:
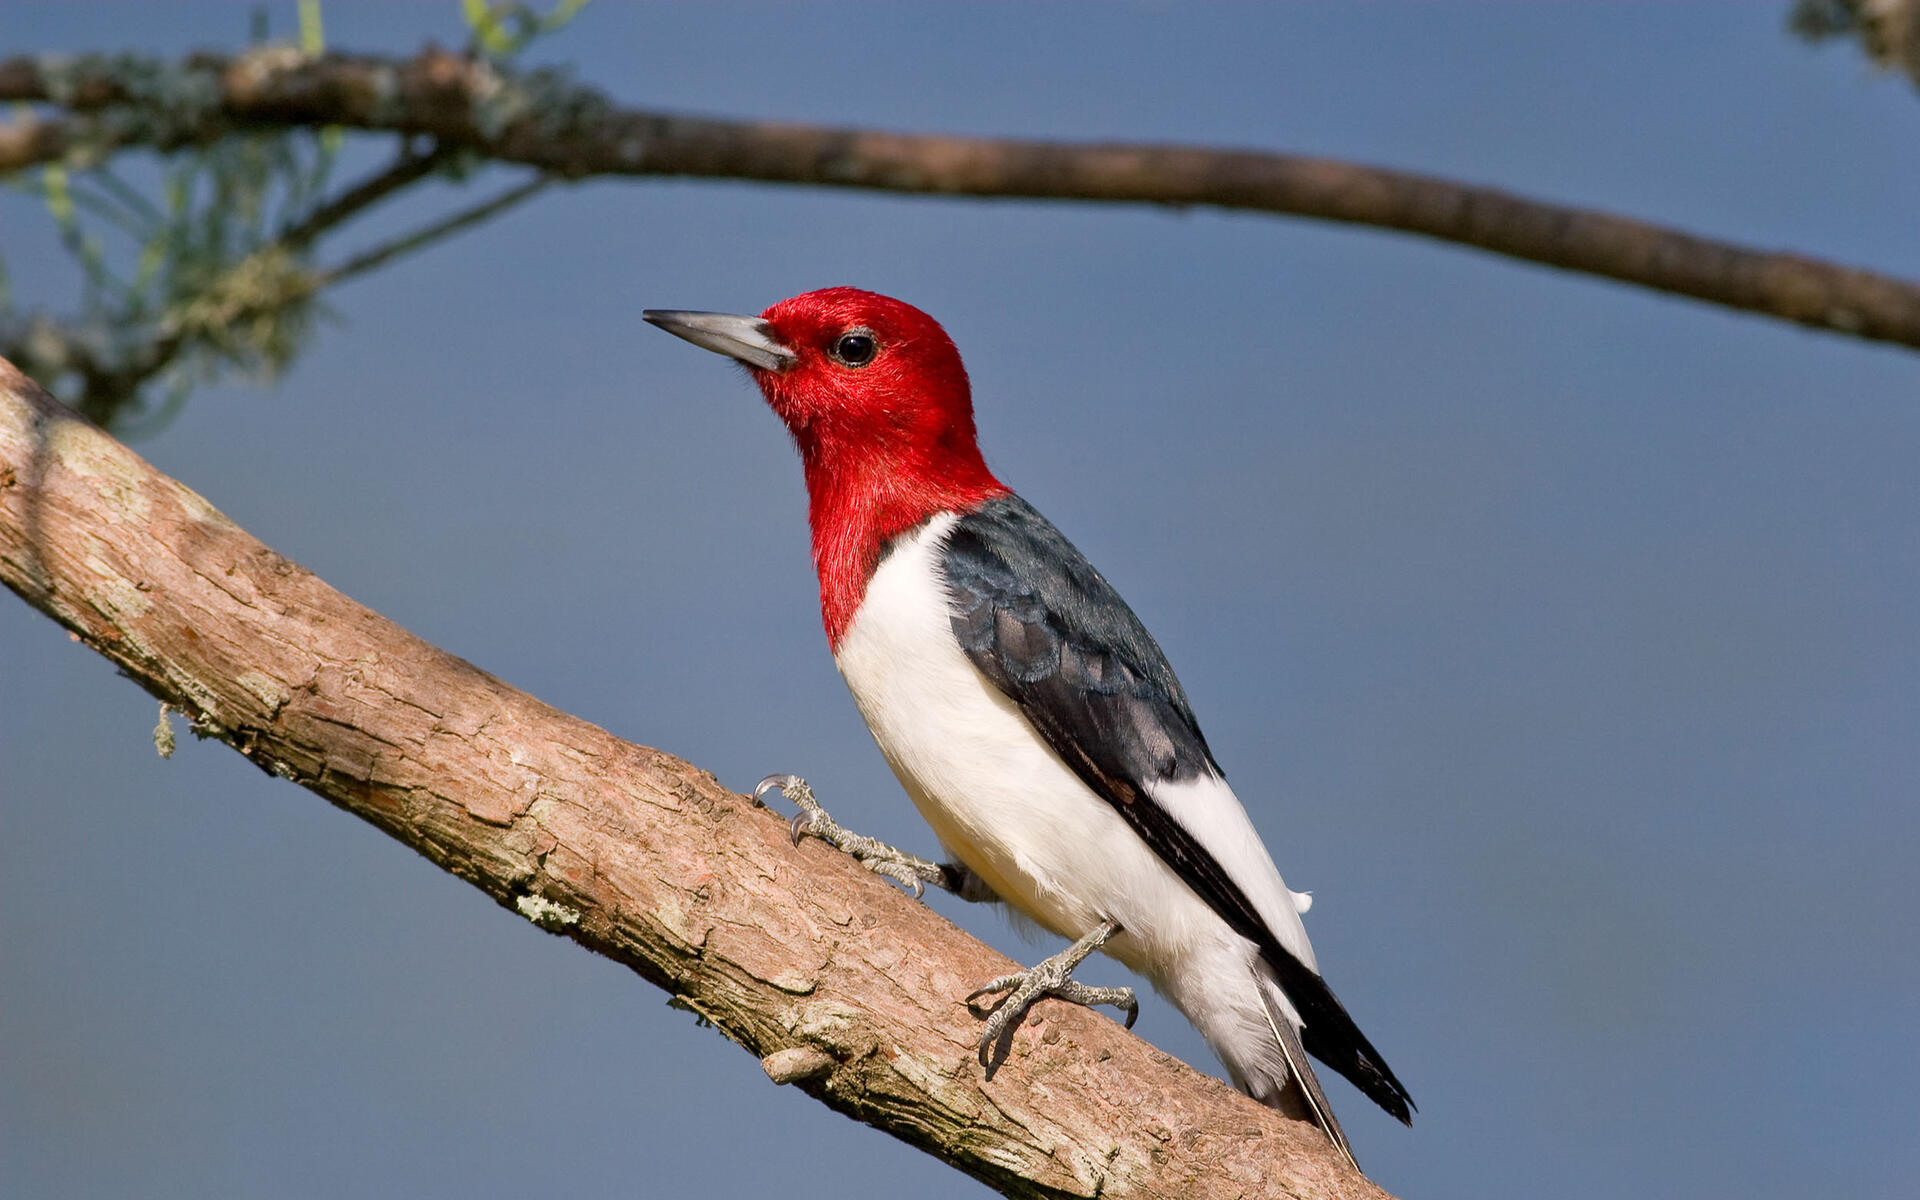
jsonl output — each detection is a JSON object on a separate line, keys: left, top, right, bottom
{"left": 0, "top": 361, "right": 1399, "bottom": 1199}
{"left": 3, "top": 47, "right": 1919, "bottom": 354}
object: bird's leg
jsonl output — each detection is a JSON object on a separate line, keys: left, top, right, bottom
{"left": 753, "top": 774, "right": 988, "bottom": 900}
{"left": 966, "top": 919, "right": 1138, "bottom": 1078}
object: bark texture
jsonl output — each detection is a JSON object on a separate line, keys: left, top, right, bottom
{"left": 0, "top": 359, "right": 1398, "bottom": 1200}
{"left": 3, "top": 47, "right": 1919, "bottom": 353}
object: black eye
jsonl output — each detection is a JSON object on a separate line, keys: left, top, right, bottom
{"left": 831, "top": 330, "right": 877, "bottom": 367}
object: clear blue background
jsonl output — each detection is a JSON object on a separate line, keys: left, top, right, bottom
{"left": 4, "top": 3, "right": 1917, "bottom": 1198}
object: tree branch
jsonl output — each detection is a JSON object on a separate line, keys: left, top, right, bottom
{"left": 4, "top": 47, "right": 1919, "bottom": 353}
{"left": 0, "top": 358, "right": 1397, "bottom": 1200}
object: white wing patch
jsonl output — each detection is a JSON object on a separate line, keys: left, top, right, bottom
{"left": 1146, "top": 773, "right": 1320, "bottom": 973}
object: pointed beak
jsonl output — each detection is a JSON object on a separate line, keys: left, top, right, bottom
{"left": 642, "top": 309, "right": 797, "bottom": 372}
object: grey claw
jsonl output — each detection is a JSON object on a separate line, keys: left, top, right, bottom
{"left": 753, "top": 773, "right": 801, "bottom": 805}
{"left": 962, "top": 920, "right": 1132, "bottom": 1079}
{"left": 981, "top": 1031, "right": 1009, "bottom": 1072}
{"left": 965, "top": 976, "right": 1020, "bottom": 1012}
{"left": 873, "top": 861, "right": 926, "bottom": 900}
{"left": 758, "top": 774, "right": 821, "bottom": 845}
{"left": 757, "top": 771, "right": 941, "bottom": 899}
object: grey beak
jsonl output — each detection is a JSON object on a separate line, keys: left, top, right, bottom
{"left": 642, "top": 309, "right": 796, "bottom": 372}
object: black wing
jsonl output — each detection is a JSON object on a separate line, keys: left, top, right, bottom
{"left": 939, "top": 494, "right": 1413, "bottom": 1124}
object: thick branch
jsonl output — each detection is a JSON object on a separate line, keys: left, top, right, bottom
{"left": 0, "top": 359, "right": 1395, "bottom": 1200}
{"left": 4, "top": 47, "right": 1918, "bottom": 352}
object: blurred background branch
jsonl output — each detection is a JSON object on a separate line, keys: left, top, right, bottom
{"left": 2, "top": 0, "right": 1918, "bottom": 434}
{"left": 0, "top": 1, "right": 568, "bottom": 430}
{"left": 1792, "top": 0, "right": 1920, "bottom": 85}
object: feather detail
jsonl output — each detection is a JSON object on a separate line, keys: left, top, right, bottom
{"left": 1256, "top": 970, "right": 1359, "bottom": 1170}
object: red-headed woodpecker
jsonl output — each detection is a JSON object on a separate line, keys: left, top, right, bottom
{"left": 644, "top": 288, "right": 1411, "bottom": 1165}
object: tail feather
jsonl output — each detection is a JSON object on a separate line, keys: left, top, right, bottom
{"left": 1259, "top": 943, "right": 1416, "bottom": 1126}
{"left": 1254, "top": 972, "right": 1359, "bottom": 1172}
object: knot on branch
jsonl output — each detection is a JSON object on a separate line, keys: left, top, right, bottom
{"left": 761, "top": 1046, "right": 837, "bottom": 1085}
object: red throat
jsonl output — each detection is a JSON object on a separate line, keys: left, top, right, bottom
{"left": 798, "top": 432, "right": 1006, "bottom": 648}
{"left": 746, "top": 287, "right": 1008, "bottom": 648}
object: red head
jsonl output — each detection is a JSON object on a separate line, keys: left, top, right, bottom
{"left": 645, "top": 288, "right": 1008, "bottom": 645}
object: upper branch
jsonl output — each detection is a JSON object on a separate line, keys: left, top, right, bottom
{"left": 3, "top": 47, "right": 1919, "bottom": 353}
{"left": 0, "top": 359, "right": 1395, "bottom": 1200}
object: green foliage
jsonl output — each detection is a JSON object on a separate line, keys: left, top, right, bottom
{"left": 2, "top": 123, "right": 340, "bottom": 431}
{"left": 463, "top": 0, "right": 593, "bottom": 59}
{"left": 298, "top": 0, "right": 327, "bottom": 56}
{"left": 0, "top": 0, "right": 584, "bottom": 434}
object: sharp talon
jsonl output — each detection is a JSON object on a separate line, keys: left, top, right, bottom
{"left": 880, "top": 866, "right": 925, "bottom": 900}
{"left": 976, "top": 995, "right": 1027, "bottom": 1076}
{"left": 965, "top": 977, "right": 1016, "bottom": 1011}
{"left": 755, "top": 772, "right": 946, "bottom": 898}
{"left": 963, "top": 920, "right": 1130, "bottom": 1081}
{"left": 752, "top": 773, "right": 797, "bottom": 804}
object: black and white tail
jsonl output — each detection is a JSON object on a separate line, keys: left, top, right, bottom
{"left": 1254, "top": 972, "right": 1358, "bottom": 1169}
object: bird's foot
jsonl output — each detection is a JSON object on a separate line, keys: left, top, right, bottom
{"left": 965, "top": 919, "right": 1137, "bottom": 1078}
{"left": 754, "top": 773, "right": 951, "bottom": 899}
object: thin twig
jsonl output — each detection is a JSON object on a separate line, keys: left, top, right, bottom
{"left": 316, "top": 173, "right": 548, "bottom": 286}
{"left": 279, "top": 141, "right": 453, "bottom": 248}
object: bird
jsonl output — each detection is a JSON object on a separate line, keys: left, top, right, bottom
{"left": 643, "top": 287, "right": 1411, "bottom": 1166}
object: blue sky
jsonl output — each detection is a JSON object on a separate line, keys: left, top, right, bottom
{"left": 4, "top": 4, "right": 1918, "bottom": 1199}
